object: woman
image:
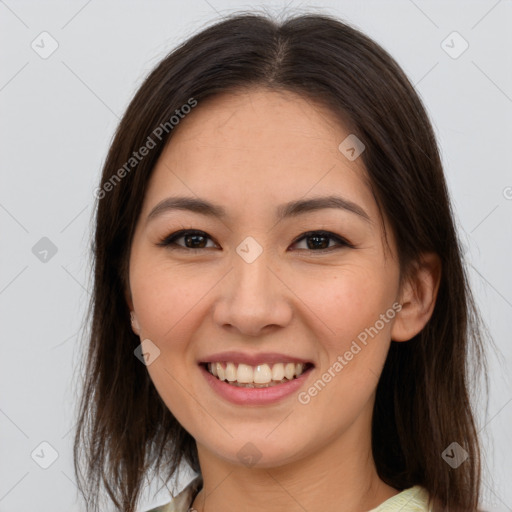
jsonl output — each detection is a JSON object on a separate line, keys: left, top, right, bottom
{"left": 74, "top": 12, "right": 487, "bottom": 512}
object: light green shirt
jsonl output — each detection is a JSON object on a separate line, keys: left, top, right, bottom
{"left": 145, "top": 477, "right": 431, "bottom": 511}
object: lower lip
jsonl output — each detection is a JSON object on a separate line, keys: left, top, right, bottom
{"left": 200, "top": 364, "right": 313, "bottom": 405}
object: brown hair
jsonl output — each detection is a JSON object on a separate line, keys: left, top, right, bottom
{"left": 74, "top": 12, "right": 488, "bottom": 512}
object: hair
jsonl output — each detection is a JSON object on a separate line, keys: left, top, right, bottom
{"left": 73, "top": 11, "right": 489, "bottom": 512}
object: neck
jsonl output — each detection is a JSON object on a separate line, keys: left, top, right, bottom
{"left": 191, "top": 412, "right": 399, "bottom": 512}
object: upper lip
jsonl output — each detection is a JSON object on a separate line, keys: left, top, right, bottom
{"left": 198, "top": 351, "right": 314, "bottom": 367}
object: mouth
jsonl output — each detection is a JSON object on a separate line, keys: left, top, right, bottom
{"left": 200, "top": 361, "right": 315, "bottom": 388}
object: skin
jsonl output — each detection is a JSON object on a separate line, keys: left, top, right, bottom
{"left": 127, "top": 88, "right": 441, "bottom": 512}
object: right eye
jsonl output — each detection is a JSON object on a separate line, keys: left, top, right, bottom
{"left": 157, "top": 229, "right": 219, "bottom": 250}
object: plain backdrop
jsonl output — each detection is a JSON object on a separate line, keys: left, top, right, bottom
{"left": 1, "top": 1, "right": 511, "bottom": 511}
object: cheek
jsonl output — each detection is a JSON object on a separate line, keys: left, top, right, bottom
{"left": 130, "top": 260, "right": 213, "bottom": 427}
{"left": 293, "top": 272, "right": 397, "bottom": 435}
{"left": 130, "top": 258, "right": 212, "bottom": 345}
{"left": 291, "top": 264, "right": 397, "bottom": 352}
{"left": 291, "top": 264, "right": 398, "bottom": 417}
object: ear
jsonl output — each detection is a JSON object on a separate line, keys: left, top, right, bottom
{"left": 130, "top": 311, "right": 141, "bottom": 335}
{"left": 125, "top": 287, "right": 141, "bottom": 335}
{"left": 391, "top": 252, "right": 442, "bottom": 342}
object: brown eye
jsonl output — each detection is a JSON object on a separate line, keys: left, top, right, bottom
{"left": 290, "top": 231, "right": 354, "bottom": 251}
{"left": 182, "top": 233, "right": 208, "bottom": 248}
{"left": 306, "top": 233, "right": 330, "bottom": 250}
{"left": 158, "top": 230, "right": 218, "bottom": 250}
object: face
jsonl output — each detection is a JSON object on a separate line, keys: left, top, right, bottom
{"left": 128, "top": 88, "right": 402, "bottom": 469}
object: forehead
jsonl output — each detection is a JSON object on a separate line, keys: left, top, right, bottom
{"left": 143, "top": 88, "right": 377, "bottom": 221}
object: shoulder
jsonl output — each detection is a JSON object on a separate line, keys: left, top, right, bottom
{"left": 144, "top": 506, "right": 172, "bottom": 512}
{"left": 143, "top": 476, "right": 203, "bottom": 512}
{"left": 144, "top": 479, "right": 429, "bottom": 512}
{"left": 369, "top": 485, "right": 431, "bottom": 512}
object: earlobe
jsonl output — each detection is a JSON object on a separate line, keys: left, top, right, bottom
{"left": 130, "top": 311, "right": 141, "bottom": 335}
{"left": 391, "top": 252, "right": 442, "bottom": 342}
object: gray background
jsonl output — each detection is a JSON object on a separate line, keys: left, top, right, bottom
{"left": 1, "top": 0, "right": 511, "bottom": 510}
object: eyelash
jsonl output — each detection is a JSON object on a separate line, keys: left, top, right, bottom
{"left": 157, "top": 229, "right": 355, "bottom": 252}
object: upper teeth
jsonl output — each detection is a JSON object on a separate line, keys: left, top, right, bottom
{"left": 208, "top": 362, "right": 306, "bottom": 384}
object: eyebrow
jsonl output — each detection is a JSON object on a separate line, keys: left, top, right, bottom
{"left": 146, "top": 195, "right": 371, "bottom": 224}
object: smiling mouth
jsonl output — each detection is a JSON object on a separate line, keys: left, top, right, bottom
{"left": 202, "top": 361, "right": 314, "bottom": 388}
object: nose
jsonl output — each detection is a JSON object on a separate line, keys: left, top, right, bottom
{"left": 212, "top": 248, "right": 293, "bottom": 337}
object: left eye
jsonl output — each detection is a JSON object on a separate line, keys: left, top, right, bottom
{"left": 290, "top": 231, "right": 354, "bottom": 251}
